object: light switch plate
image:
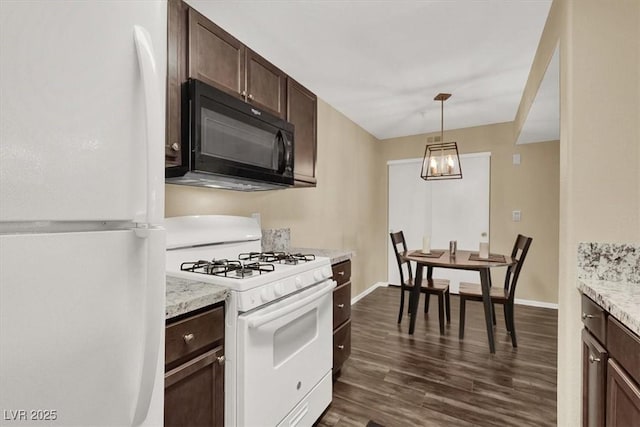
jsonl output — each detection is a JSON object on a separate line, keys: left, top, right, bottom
{"left": 513, "top": 153, "right": 521, "bottom": 165}
{"left": 512, "top": 210, "right": 521, "bottom": 222}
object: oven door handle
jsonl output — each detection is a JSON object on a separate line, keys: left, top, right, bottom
{"left": 248, "top": 280, "right": 336, "bottom": 329}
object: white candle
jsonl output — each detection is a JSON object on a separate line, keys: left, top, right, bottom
{"left": 422, "top": 236, "right": 431, "bottom": 254}
{"left": 479, "top": 241, "right": 490, "bottom": 258}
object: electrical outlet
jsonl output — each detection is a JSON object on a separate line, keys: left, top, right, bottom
{"left": 512, "top": 210, "right": 521, "bottom": 222}
{"left": 427, "top": 136, "right": 434, "bottom": 143}
{"left": 434, "top": 135, "right": 442, "bottom": 142}
{"left": 251, "top": 212, "right": 261, "bottom": 226}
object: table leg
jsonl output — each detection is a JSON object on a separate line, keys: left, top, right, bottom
{"left": 408, "top": 263, "right": 423, "bottom": 335}
{"left": 479, "top": 268, "right": 496, "bottom": 353}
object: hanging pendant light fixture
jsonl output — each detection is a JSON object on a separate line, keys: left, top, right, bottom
{"left": 420, "top": 93, "right": 462, "bottom": 180}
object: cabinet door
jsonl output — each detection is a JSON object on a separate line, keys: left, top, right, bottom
{"left": 606, "top": 359, "right": 640, "bottom": 427}
{"left": 166, "top": 0, "right": 188, "bottom": 167}
{"left": 582, "top": 329, "right": 608, "bottom": 427}
{"left": 287, "top": 78, "right": 318, "bottom": 186}
{"left": 188, "top": 8, "right": 245, "bottom": 99}
{"left": 246, "top": 49, "right": 286, "bottom": 118}
{"left": 165, "top": 345, "right": 224, "bottom": 427}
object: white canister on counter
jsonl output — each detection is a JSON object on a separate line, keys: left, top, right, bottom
{"left": 422, "top": 236, "right": 431, "bottom": 254}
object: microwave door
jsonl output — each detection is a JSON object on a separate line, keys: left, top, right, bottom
{"left": 193, "top": 97, "right": 293, "bottom": 186}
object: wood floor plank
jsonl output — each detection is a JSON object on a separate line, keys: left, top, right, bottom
{"left": 318, "top": 287, "right": 557, "bottom": 427}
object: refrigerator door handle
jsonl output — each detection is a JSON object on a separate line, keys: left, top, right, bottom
{"left": 133, "top": 25, "right": 164, "bottom": 227}
{"left": 132, "top": 228, "right": 165, "bottom": 426}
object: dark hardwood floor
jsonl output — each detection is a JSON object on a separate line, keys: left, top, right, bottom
{"left": 318, "top": 286, "right": 558, "bottom": 427}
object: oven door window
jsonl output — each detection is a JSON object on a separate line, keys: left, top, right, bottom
{"left": 200, "top": 107, "right": 281, "bottom": 171}
{"left": 236, "top": 282, "right": 333, "bottom": 427}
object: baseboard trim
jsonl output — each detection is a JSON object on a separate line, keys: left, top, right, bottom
{"left": 351, "top": 282, "right": 388, "bottom": 305}
{"left": 513, "top": 298, "right": 558, "bottom": 309}
{"left": 373, "top": 282, "right": 558, "bottom": 309}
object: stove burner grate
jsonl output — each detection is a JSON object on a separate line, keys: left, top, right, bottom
{"left": 180, "top": 259, "right": 275, "bottom": 278}
{"left": 238, "top": 251, "right": 316, "bottom": 265}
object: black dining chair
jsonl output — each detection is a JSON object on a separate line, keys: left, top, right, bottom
{"left": 389, "top": 231, "right": 451, "bottom": 334}
{"left": 458, "top": 234, "right": 533, "bottom": 347}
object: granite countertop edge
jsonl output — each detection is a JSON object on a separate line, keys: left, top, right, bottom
{"left": 577, "top": 278, "right": 640, "bottom": 336}
{"left": 166, "top": 275, "right": 229, "bottom": 320}
{"left": 290, "top": 247, "right": 354, "bottom": 265}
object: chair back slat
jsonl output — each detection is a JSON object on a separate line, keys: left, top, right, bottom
{"left": 504, "top": 234, "right": 533, "bottom": 301}
{"left": 389, "top": 231, "right": 413, "bottom": 285}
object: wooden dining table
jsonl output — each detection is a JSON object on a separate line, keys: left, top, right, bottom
{"left": 401, "top": 249, "right": 515, "bottom": 353}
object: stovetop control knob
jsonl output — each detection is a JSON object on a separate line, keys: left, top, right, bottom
{"left": 295, "top": 277, "right": 303, "bottom": 289}
{"left": 274, "top": 283, "right": 284, "bottom": 297}
{"left": 323, "top": 267, "right": 332, "bottom": 278}
{"left": 314, "top": 270, "right": 323, "bottom": 282}
{"left": 260, "top": 288, "right": 271, "bottom": 302}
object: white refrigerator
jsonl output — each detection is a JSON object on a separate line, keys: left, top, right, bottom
{"left": 0, "top": 1, "right": 166, "bottom": 426}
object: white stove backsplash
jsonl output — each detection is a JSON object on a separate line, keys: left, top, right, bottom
{"left": 577, "top": 242, "right": 640, "bottom": 283}
{"left": 262, "top": 228, "right": 291, "bottom": 252}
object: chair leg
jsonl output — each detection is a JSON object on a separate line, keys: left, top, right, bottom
{"left": 503, "top": 304, "right": 510, "bottom": 332}
{"left": 508, "top": 304, "right": 517, "bottom": 348}
{"left": 492, "top": 303, "right": 497, "bottom": 326}
{"left": 437, "top": 293, "right": 445, "bottom": 335}
{"left": 445, "top": 290, "right": 451, "bottom": 323}
{"left": 424, "top": 293, "right": 430, "bottom": 313}
{"left": 459, "top": 297, "right": 466, "bottom": 339}
{"left": 398, "top": 289, "right": 405, "bottom": 324}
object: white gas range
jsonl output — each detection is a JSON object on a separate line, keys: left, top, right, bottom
{"left": 165, "top": 215, "right": 335, "bottom": 427}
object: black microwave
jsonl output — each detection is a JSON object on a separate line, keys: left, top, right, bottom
{"left": 166, "top": 79, "right": 294, "bottom": 191}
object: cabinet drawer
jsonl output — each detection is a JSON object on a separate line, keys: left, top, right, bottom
{"left": 333, "top": 281, "right": 351, "bottom": 328}
{"left": 166, "top": 306, "right": 224, "bottom": 367}
{"left": 607, "top": 316, "right": 640, "bottom": 384}
{"left": 333, "top": 319, "right": 351, "bottom": 372}
{"left": 581, "top": 295, "right": 607, "bottom": 344}
{"left": 332, "top": 260, "right": 351, "bottom": 286}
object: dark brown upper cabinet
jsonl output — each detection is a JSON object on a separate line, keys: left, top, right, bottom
{"left": 165, "top": 0, "right": 189, "bottom": 167}
{"left": 246, "top": 49, "right": 287, "bottom": 118}
{"left": 287, "top": 78, "right": 317, "bottom": 186}
{"left": 187, "top": 9, "right": 286, "bottom": 119}
{"left": 165, "top": 0, "right": 317, "bottom": 186}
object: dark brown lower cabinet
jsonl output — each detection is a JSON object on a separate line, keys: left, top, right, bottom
{"left": 606, "top": 359, "right": 640, "bottom": 426}
{"left": 165, "top": 345, "right": 224, "bottom": 427}
{"left": 332, "top": 260, "right": 352, "bottom": 377}
{"left": 165, "top": 304, "right": 225, "bottom": 427}
{"left": 582, "top": 329, "right": 608, "bottom": 427}
{"left": 581, "top": 294, "right": 640, "bottom": 427}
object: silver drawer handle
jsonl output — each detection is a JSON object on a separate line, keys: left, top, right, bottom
{"left": 337, "top": 271, "right": 345, "bottom": 276}
{"left": 337, "top": 304, "right": 345, "bottom": 308}
{"left": 589, "top": 354, "right": 601, "bottom": 364}
{"left": 582, "top": 313, "right": 596, "bottom": 320}
{"left": 217, "top": 355, "right": 225, "bottom": 365}
{"left": 337, "top": 345, "right": 345, "bottom": 350}
{"left": 183, "top": 333, "right": 195, "bottom": 344}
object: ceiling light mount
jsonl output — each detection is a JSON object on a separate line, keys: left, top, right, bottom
{"left": 420, "top": 93, "right": 462, "bottom": 181}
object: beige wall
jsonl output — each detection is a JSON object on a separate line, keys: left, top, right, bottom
{"left": 555, "top": 0, "right": 640, "bottom": 425}
{"left": 380, "top": 123, "right": 560, "bottom": 304}
{"left": 165, "top": 99, "right": 387, "bottom": 297}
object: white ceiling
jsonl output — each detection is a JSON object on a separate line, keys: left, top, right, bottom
{"left": 187, "top": 0, "right": 553, "bottom": 140}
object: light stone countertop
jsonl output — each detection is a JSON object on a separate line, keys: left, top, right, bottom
{"left": 166, "top": 275, "right": 229, "bottom": 320}
{"left": 577, "top": 278, "right": 640, "bottom": 336}
{"left": 290, "top": 247, "right": 353, "bottom": 265}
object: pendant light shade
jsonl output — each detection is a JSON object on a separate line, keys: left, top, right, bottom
{"left": 420, "top": 93, "right": 462, "bottom": 180}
